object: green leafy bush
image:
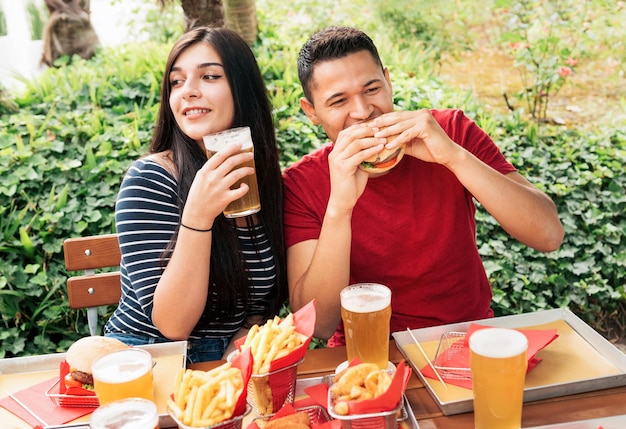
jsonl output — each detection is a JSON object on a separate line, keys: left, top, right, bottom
{"left": 0, "top": 44, "right": 166, "bottom": 357}
{"left": 477, "top": 120, "right": 626, "bottom": 337}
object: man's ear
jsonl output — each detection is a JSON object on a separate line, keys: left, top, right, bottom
{"left": 300, "top": 97, "right": 321, "bottom": 125}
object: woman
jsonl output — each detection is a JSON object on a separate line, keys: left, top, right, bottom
{"left": 104, "top": 27, "right": 288, "bottom": 364}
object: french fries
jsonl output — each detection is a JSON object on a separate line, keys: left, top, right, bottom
{"left": 330, "top": 363, "right": 393, "bottom": 416}
{"left": 168, "top": 362, "right": 244, "bottom": 427}
{"left": 239, "top": 313, "right": 306, "bottom": 414}
{"left": 240, "top": 313, "right": 305, "bottom": 374}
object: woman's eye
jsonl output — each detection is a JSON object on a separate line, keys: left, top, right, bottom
{"left": 204, "top": 73, "right": 222, "bottom": 80}
{"left": 170, "top": 78, "right": 183, "bottom": 87}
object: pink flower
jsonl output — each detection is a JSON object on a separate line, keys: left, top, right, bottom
{"left": 558, "top": 66, "right": 572, "bottom": 77}
{"left": 565, "top": 58, "right": 577, "bottom": 66}
{"left": 509, "top": 42, "right": 530, "bottom": 51}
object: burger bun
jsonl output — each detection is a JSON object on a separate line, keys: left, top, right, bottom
{"left": 66, "top": 336, "right": 128, "bottom": 373}
{"left": 359, "top": 137, "right": 406, "bottom": 174}
{"left": 359, "top": 122, "right": 406, "bottom": 173}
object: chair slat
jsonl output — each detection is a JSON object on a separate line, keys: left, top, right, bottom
{"left": 64, "top": 234, "right": 122, "bottom": 335}
{"left": 64, "top": 234, "right": 120, "bottom": 271}
{"left": 67, "top": 272, "right": 122, "bottom": 309}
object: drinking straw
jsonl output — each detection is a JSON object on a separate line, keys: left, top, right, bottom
{"left": 406, "top": 328, "right": 448, "bottom": 390}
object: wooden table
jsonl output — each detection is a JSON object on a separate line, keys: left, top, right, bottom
{"left": 190, "top": 341, "right": 626, "bottom": 428}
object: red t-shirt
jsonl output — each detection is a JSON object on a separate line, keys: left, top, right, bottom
{"left": 283, "top": 109, "right": 517, "bottom": 345}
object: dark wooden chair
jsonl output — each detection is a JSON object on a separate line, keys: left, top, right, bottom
{"left": 63, "top": 233, "right": 121, "bottom": 335}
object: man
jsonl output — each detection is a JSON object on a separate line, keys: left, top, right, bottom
{"left": 283, "top": 26, "right": 564, "bottom": 345}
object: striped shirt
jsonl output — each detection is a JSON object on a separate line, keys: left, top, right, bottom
{"left": 105, "top": 159, "right": 276, "bottom": 341}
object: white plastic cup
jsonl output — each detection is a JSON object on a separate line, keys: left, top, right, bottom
{"left": 469, "top": 328, "right": 528, "bottom": 429}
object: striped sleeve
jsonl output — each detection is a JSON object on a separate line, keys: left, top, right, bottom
{"left": 108, "top": 159, "right": 178, "bottom": 336}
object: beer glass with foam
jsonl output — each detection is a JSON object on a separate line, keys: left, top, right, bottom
{"left": 469, "top": 327, "right": 528, "bottom": 429}
{"left": 340, "top": 283, "right": 392, "bottom": 369}
{"left": 203, "top": 126, "right": 261, "bottom": 218}
{"left": 91, "top": 348, "right": 155, "bottom": 406}
{"left": 89, "top": 397, "right": 159, "bottom": 429}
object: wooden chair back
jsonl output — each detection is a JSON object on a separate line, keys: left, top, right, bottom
{"left": 63, "top": 233, "right": 121, "bottom": 336}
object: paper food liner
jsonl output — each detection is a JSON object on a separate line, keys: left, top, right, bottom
{"left": 245, "top": 403, "right": 337, "bottom": 429}
{"left": 420, "top": 323, "right": 559, "bottom": 390}
{"left": 306, "top": 359, "right": 412, "bottom": 416}
{"left": 59, "top": 360, "right": 96, "bottom": 396}
{"left": 229, "top": 347, "right": 254, "bottom": 417}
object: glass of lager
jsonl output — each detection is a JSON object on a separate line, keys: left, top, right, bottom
{"left": 203, "top": 126, "right": 261, "bottom": 218}
{"left": 89, "top": 397, "right": 159, "bottom": 429}
{"left": 91, "top": 348, "right": 155, "bottom": 406}
{"left": 340, "top": 283, "right": 392, "bottom": 369}
{"left": 469, "top": 327, "right": 528, "bottom": 429}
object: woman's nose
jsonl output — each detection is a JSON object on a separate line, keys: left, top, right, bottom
{"left": 182, "top": 80, "right": 200, "bottom": 98}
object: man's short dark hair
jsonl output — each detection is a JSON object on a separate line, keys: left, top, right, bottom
{"left": 297, "top": 26, "right": 383, "bottom": 103}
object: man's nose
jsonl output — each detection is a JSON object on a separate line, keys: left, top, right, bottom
{"left": 350, "top": 96, "right": 373, "bottom": 121}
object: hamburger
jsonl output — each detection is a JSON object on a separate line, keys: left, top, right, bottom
{"left": 64, "top": 336, "right": 128, "bottom": 390}
{"left": 359, "top": 122, "right": 406, "bottom": 173}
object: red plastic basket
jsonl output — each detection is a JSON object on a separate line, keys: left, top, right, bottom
{"left": 45, "top": 379, "right": 99, "bottom": 408}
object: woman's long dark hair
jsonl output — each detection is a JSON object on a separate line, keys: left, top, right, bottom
{"left": 150, "top": 27, "right": 287, "bottom": 326}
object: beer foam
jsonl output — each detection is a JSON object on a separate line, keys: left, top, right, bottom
{"left": 92, "top": 349, "right": 151, "bottom": 383}
{"left": 341, "top": 284, "right": 391, "bottom": 313}
{"left": 90, "top": 398, "right": 158, "bottom": 429}
{"left": 203, "top": 126, "right": 253, "bottom": 151}
{"left": 469, "top": 328, "right": 528, "bottom": 358}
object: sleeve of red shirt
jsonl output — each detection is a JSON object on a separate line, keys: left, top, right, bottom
{"left": 432, "top": 108, "right": 517, "bottom": 176}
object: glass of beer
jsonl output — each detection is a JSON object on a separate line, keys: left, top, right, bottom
{"left": 203, "top": 126, "right": 261, "bottom": 218}
{"left": 89, "top": 397, "right": 159, "bottom": 429}
{"left": 469, "top": 327, "right": 528, "bottom": 429}
{"left": 91, "top": 348, "right": 155, "bottom": 406}
{"left": 340, "top": 283, "right": 392, "bottom": 369}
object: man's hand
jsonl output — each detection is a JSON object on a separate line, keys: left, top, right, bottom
{"left": 327, "top": 123, "right": 385, "bottom": 211}
{"left": 367, "top": 109, "right": 463, "bottom": 168}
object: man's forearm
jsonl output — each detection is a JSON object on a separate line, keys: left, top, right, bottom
{"left": 290, "top": 205, "right": 353, "bottom": 339}
{"left": 448, "top": 149, "right": 564, "bottom": 252}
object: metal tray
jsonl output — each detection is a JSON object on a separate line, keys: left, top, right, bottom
{"left": 0, "top": 341, "right": 187, "bottom": 429}
{"left": 294, "top": 375, "right": 421, "bottom": 429}
{"left": 392, "top": 308, "right": 626, "bottom": 416}
{"left": 526, "top": 414, "right": 626, "bottom": 428}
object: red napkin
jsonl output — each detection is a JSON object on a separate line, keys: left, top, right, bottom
{"left": 420, "top": 324, "right": 559, "bottom": 390}
{"left": 0, "top": 377, "right": 95, "bottom": 427}
{"left": 236, "top": 299, "right": 316, "bottom": 372}
{"left": 304, "top": 359, "right": 412, "bottom": 416}
{"left": 230, "top": 347, "right": 254, "bottom": 416}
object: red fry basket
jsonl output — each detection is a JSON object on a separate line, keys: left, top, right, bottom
{"left": 45, "top": 379, "right": 99, "bottom": 408}
{"left": 327, "top": 399, "right": 403, "bottom": 429}
{"left": 251, "top": 404, "right": 331, "bottom": 427}
{"left": 169, "top": 405, "right": 251, "bottom": 429}
{"left": 246, "top": 357, "right": 303, "bottom": 416}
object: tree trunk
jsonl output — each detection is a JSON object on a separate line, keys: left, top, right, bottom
{"left": 164, "top": 0, "right": 258, "bottom": 45}
{"left": 180, "top": 0, "right": 224, "bottom": 31}
{"left": 223, "top": 0, "right": 257, "bottom": 45}
{"left": 41, "top": 0, "right": 100, "bottom": 67}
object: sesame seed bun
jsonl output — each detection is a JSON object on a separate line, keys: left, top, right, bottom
{"left": 66, "top": 336, "right": 128, "bottom": 374}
